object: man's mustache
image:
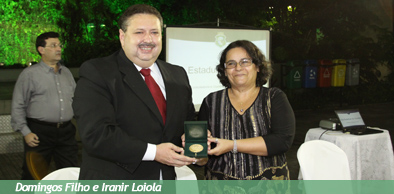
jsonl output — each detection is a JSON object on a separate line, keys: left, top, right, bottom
{"left": 138, "top": 43, "right": 156, "bottom": 47}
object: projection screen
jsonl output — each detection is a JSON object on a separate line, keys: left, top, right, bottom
{"left": 165, "top": 26, "right": 270, "bottom": 110}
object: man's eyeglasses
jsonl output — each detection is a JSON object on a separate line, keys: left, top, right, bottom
{"left": 224, "top": 58, "right": 253, "bottom": 69}
{"left": 45, "top": 44, "right": 64, "bottom": 48}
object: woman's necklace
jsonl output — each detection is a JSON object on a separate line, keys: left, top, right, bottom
{"left": 230, "top": 87, "right": 259, "bottom": 113}
{"left": 239, "top": 99, "right": 247, "bottom": 112}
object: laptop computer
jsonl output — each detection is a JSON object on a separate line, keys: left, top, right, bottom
{"left": 335, "top": 109, "right": 383, "bottom": 135}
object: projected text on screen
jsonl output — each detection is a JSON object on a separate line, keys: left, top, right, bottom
{"left": 165, "top": 27, "right": 270, "bottom": 110}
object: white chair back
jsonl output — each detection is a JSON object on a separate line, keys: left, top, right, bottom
{"left": 42, "top": 166, "right": 195, "bottom": 180}
{"left": 175, "top": 166, "right": 199, "bottom": 194}
{"left": 175, "top": 166, "right": 197, "bottom": 180}
{"left": 41, "top": 167, "right": 80, "bottom": 180}
{"left": 297, "top": 140, "right": 351, "bottom": 180}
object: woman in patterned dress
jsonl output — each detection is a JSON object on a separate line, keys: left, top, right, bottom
{"left": 196, "top": 40, "right": 295, "bottom": 180}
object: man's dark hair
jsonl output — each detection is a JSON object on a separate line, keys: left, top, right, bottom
{"left": 118, "top": 4, "right": 163, "bottom": 32}
{"left": 216, "top": 40, "right": 273, "bottom": 88}
{"left": 35, "top": 32, "right": 60, "bottom": 56}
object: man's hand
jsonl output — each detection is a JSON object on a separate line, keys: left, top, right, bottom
{"left": 155, "top": 143, "right": 195, "bottom": 167}
{"left": 24, "top": 133, "right": 39, "bottom": 147}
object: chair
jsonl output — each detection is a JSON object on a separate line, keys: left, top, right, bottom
{"left": 41, "top": 167, "right": 80, "bottom": 180}
{"left": 175, "top": 166, "right": 199, "bottom": 194}
{"left": 42, "top": 166, "right": 195, "bottom": 180}
{"left": 175, "top": 166, "right": 197, "bottom": 180}
{"left": 26, "top": 151, "right": 49, "bottom": 180}
{"left": 297, "top": 140, "right": 351, "bottom": 180}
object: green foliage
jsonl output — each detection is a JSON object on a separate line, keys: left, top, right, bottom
{"left": 0, "top": 0, "right": 62, "bottom": 66}
{"left": 58, "top": 0, "right": 121, "bottom": 66}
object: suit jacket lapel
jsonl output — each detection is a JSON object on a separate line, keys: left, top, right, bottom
{"left": 117, "top": 51, "right": 164, "bottom": 126}
{"left": 157, "top": 60, "right": 176, "bottom": 128}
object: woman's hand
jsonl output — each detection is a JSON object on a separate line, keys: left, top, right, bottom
{"left": 207, "top": 137, "right": 268, "bottom": 156}
{"left": 181, "top": 133, "right": 186, "bottom": 147}
{"left": 207, "top": 130, "right": 212, "bottom": 151}
{"left": 207, "top": 137, "right": 233, "bottom": 156}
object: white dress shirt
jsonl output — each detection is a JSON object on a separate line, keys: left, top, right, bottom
{"left": 134, "top": 63, "right": 166, "bottom": 161}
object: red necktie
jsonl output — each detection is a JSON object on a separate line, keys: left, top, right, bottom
{"left": 140, "top": 69, "right": 166, "bottom": 124}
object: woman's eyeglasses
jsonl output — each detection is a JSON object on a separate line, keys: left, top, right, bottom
{"left": 224, "top": 58, "right": 253, "bottom": 69}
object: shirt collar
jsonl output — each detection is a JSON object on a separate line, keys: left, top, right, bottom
{"left": 134, "top": 62, "right": 159, "bottom": 74}
{"left": 38, "top": 60, "right": 63, "bottom": 73}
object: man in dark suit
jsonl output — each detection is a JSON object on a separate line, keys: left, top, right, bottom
{"left": 72, "top": 4, "right": 196, "bottom": 180}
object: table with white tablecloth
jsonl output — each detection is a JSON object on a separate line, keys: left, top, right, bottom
{"left": 303, "top": 128, "right": 394, "bottom": 180}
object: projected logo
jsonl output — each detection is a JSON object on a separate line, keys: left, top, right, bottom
{"left": 215, "top": 32, "right": 227, "bottom": 47}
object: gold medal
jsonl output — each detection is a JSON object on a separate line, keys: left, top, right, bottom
{"left": 189, "top": 144, "right": 204, "bottom": 157}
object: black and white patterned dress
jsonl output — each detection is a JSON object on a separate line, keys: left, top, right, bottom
{"left": 198, "top": 87, "right": 295, "bottom": 180}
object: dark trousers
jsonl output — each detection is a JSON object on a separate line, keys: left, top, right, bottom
{"left": 21, "top": 119, "right": 79, "bottom": 180}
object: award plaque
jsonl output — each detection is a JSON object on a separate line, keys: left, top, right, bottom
{"left": 184, "top": 121, "right": 208, "bottom": 158}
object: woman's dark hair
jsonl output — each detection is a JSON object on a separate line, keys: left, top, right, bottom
{"left": 216, "top": 40, "right": 272, "bottom": 88}
{"left": 35, "top": 32, "right": 59, "bottom": 56}
{"left": 118, "top": 4, "right": 163, "bottom": 32}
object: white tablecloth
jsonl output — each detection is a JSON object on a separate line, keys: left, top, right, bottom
{"left": 304, "top": 128, "right": 394, "bottom": 180}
